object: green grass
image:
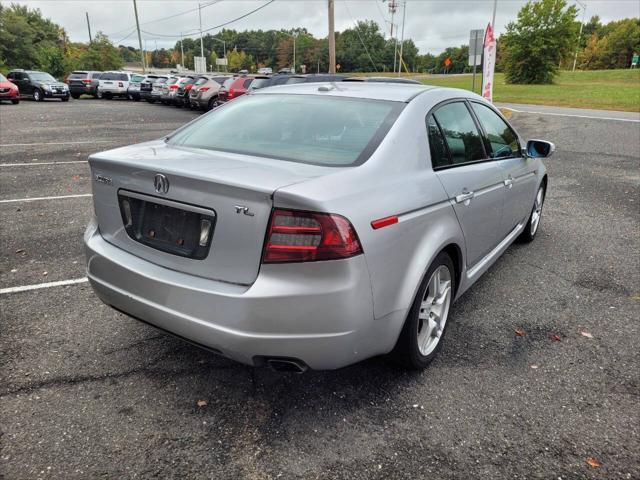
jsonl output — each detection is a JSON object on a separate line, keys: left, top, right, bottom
{"left": 417, "top": 69, "right": 640, "bottom": 112}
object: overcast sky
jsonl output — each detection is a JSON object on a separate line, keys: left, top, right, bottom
{"left": 12, "top": 0, "right": 640, "bottom": 54}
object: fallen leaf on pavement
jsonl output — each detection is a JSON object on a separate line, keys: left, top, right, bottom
{"left": 530, "top": 365, "right": 539, "bottom": 369}
{"left": 515, "top": 328, "right": 526, "bottom": 337}
{"left": 549, "top": 334, "right": 562, "bottom": 342}
{"left": 15, "top": 249, "right": 25, "bottom": 254}
{"left": 586, "top": 457, "right": 601, "bottom": 468}
{"left": 196, "top": 400, "right": 208, "bottom": 407}
{"left": 580, "top": 331, "right": 593, "bottom": 339}
{"left": 42, "top": 271, "right": 48, "bottom": 276}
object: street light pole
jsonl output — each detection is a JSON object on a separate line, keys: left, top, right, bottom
{"left": 180, "top": 32, "right": 185, "bottom": 70}
{"left": 199, "top": 3, "right": 205, "bottom": 60}
{"left": 572, "top": 1, "right": 587, "bottom": 71}
{"left": 292, "top": 32, "right": 298, "bottom": 73}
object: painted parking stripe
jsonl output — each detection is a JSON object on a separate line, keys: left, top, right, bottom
{"left": 501, "top": 107, "right": 640, "bottom": 123}
{"left": 0, "top": 160, "right": 87, "bottom": 167}
{"left": 0, "top": 140, "right": 112, "bottom": 147}
{"left": 0, "top": 277, "right": 88, "bottom": 295}
{"left": 0, "top": 193, "right": 92, "bottom": 204}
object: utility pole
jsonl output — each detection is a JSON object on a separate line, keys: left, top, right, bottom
{"left": 292, "top": 33, "right": 297, "bottom": 73}
{"left": 180, "top": 32, "right": 185, "bottom": 70}
{"left": 132, "top": 0, "right": 146, "bottom": 72}
{"left": 199, "top": 3, "right": 205, "bottom": 60}
{"left": 389, "top": 0, "right": 398, "bottom": 73}
{"left": 85, "top": 12, "right": 92, "bottom": 44}
{"left": 398, "top": 1, "right": 406, "bottom": 74}
{"left": 328, "top": 0, "right": 336, "bottom": 73}
{"left": 572, "top": 0, "right": 586, "bottom": 71}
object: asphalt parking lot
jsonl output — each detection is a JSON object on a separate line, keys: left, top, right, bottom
{"left": 1, "top": 97, "right": 638, "bottom": 479}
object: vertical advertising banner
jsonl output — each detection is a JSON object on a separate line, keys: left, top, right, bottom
{"left": 482, "top": 23, "right": 496, "bottom": 102}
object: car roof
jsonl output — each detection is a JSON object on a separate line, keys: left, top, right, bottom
{"left": 254, "top": 81, "right": 441, "bottom": 103}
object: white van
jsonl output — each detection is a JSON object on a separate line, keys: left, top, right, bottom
{"left": 97, "top": 71, "right": 133, "bottom": 99}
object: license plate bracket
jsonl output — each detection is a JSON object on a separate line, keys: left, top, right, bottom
{"left": 118, "top": 192, "right": 216, "bottom": 259}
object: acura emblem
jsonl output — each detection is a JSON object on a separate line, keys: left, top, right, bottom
{"left": 154, "top": 173, "right": 169, "bottom": 194}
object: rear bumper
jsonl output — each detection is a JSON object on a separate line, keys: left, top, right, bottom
{"left": 69, "top": 85, "right": 93, "bottom": 95}
{"left": 84, "top": 219, "right": 395, "bottom": 369}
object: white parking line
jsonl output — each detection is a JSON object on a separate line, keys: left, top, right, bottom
{"left": 0, "top": 160, "right": 87, "bottom": 167}
{"left": 0, "top": 140, "right": 111, "bottom": 147}
{"left": 0, "top": 193, "right": 92, "bottom": 204}
{"left": 0, "top": 277, "right": 88, "bottom": 295}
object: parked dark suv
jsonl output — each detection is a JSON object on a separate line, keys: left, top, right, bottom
{"left": 67, "top": 71, "right": 102, "bottom": 98}
{"left": 7, "top": 69, "right": 70, "bottom": 102}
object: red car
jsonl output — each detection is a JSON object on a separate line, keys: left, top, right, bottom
{"left": 0, "top": 73, "right": 20, "bottom": 104}
{"left": 216, "top": 75, "right": 254, "bottom": 106}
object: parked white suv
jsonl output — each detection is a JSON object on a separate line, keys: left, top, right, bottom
{"left": 97, "top": 71, "right": 133, "bottom": 99}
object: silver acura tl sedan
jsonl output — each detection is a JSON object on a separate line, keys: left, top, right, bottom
{"left": 84, "top": 82, "right": 554, "bottom": 372}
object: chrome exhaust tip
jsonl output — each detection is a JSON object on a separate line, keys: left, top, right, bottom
{"left": 266, "top": 358, "right": 308, "bottom": 373}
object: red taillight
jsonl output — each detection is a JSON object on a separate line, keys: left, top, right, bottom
{"left": 263, "top": 209, "right": 362, "bottom": 263}
{"left": 228, "top": 88, "right": 235, "bottom": 98}
{"left": 169, "top": 84, "right": 179, "bottom": 89}
{"left": 82, "top": 79, "right": 92, "bottom": 84}
{"left": 199, "top": 86, "right": 210, "bottom": 92}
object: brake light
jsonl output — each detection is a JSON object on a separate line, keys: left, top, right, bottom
{"left": 118, "top": 81, "right": 124, "bottom": 87}
{"left": 228, "top": 88, "right": 235, "bottom": 99}
{"left": 82, "top": 79, "right": 92, "bottom": 84}
{"left": 169, "top": 84, "right": 179, "bottom": 89}
{"left": 263, "top": 209, "right": 362, "bottom": 263}
{"left": 199, "top": 86, "right": 210, "bottom": 92}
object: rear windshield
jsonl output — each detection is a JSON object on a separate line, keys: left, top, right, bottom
{"left": 194, "top": 77, "right": 209, "bottom": 86}
{"left": 101, "top": 72, "right": 128, "bottom": 81}
{"left": 168, "top": 94, "right": 402, "bottom": 166}
{"left": 69, "top": 72, "right": 88, "bottom": 79}
{"left": 155, "top": 77, "right": 168, "bottom": 84}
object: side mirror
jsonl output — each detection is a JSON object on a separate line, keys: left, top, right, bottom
{"left": 526, "top": 139, "right": 555, "bottom": 158}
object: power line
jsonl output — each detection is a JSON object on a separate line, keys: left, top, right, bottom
{"left": 140, "top": 0, "right": 276, "bottom": 39}
{"left": 343, "top": 0, "right": 378, "bottom": 71}
{"left": 105, "top": 0, "right": 222, "bottom": 38}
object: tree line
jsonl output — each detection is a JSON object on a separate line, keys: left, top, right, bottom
{"left": 1, "top": 1, "right": 638, "bottom": 84}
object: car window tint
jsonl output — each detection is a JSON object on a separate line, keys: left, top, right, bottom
{"left": 242, "top": 79, "right": 253, "bottom": 89}
{"left": 471, "top": 103, "right": 520, "bottom": 159}
{"left": 194, "top": 77, "right": 209, "bottom": 86}
{"left": 131, "top": 74, "right": 145, "bottom": 82}
{"left": 92, "top": 73, "right": 102, "bottom": 79}
{"left": 69, "top": 72, "right": 88, "bottom": 79}
{"left": 433, "top": 102, "right": 485, "bottom": 165}
{"left": 119, "top": 73, "right": 129, "bottom": 81}
{"left": 426, "top": 115, "right": 450, "bottom": 168}
{"left": 249, "top": 78, "right": 270, "bottom": 89}
{"left": 169, "top": 94, "right": 401, "bottom": 166}
{"left": 222, "top": 77, "right": 235, "bottom": 88}
{"left": 214, "top": 77, "right": 229, "bottom": 85}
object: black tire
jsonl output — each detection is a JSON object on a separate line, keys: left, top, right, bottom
{"left": 147, "top": 98, "right": 156, "bottom": 104}
{"left": 104, "top": 92, "right": 112, "bottom": 100}
{"left": 71, "top": 93, "right": 80, "bottom": 99}
{"left": 391, "top": 251, "right": 456, "bottom": 369}
{"left": 96, "top": 88, "right": 103, "bottom": 99}
{"left": 518, "top": 183, "right": 546, "bottom": 243}
{"left": 11, "top": 99, "right": 19, "bottom": 104}
{"left": 33, "top": 89, "right": 43, "bottom": 102}
{"left": 207, "top": 96, "right": 217, "bottom": 111}
{"left": 61, "top": 96, "right": 69, "bottom": 102}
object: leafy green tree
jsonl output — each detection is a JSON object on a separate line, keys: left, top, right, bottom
{"left": 78, "top": 32, "right": 123, "bottom": 71}
{"left": 502, "top": 0, "right": 578, "bottom": 84}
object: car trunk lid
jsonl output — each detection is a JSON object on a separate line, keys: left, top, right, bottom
{"left": 89, "top": 140, "right": 333, "bottom": 285}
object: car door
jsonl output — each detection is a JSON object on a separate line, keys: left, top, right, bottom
{"left": 9, "top": 72, "right": 25, "bottom": 94}
{"left": 470, "top": 101, "right": 538, "bottom": 236}
{"left": 428, "top": 101, "right": 505, "bottom": 268}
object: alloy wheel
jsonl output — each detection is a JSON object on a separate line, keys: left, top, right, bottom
{"left": 417, "top": 265, "right": 452, "bottom": 356}
{"left": 530, "top": 187, "right": 544, "bottom": 235}
{"left": 33, "top": 89, "right": 41, "bottom": 101}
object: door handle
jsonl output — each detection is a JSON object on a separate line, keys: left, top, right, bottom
{"left": 455, "top": 190, "right": 475, "bottom": 204}
{"left": 504, "top": 176, "right": 514, "bottom": 188}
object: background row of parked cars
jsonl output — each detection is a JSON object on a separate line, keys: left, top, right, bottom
{"left": 0, "top": 68, "right": 421, "bottom": 108}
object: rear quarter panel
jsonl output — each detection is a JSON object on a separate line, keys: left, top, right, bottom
{"left": 274, "top": 91, "right": 466, "bottom": 330}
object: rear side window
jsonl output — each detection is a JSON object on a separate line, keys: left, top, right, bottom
{"left": 119, "top": 73, "right": 129, "bottom": 81}
{"left": 471, "top": 103, "right": 521, "bottom": 159}
{"left": 432, "top": 102, "right": 485, "bottom": 165}
{"left": 169, "top": 94, "right": 402, "bottom": 166}
{"left": 242, "top": 79, "right": 253, "bottom": 89}
{"left": 426, "top": 115, "right": 450, "bottom": 168}
{"left": 91, "top": 72, "right": 102, "bottom": 79}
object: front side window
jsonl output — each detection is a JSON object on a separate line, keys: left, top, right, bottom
{"left": 471, "top": 102, "right": 521, "bottom": 159}
{"left": 169, "top": 94, "right": 402, "bottom": 166}
{"left": 432, "top": 102, "right": 485, "bottom": 165}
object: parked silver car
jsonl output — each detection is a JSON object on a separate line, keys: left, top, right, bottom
{"left": 85, "top": 83, "right": 553, "bottom": 371}
{"left": 189, "top": 75, "right": 230, "bottom": 110}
